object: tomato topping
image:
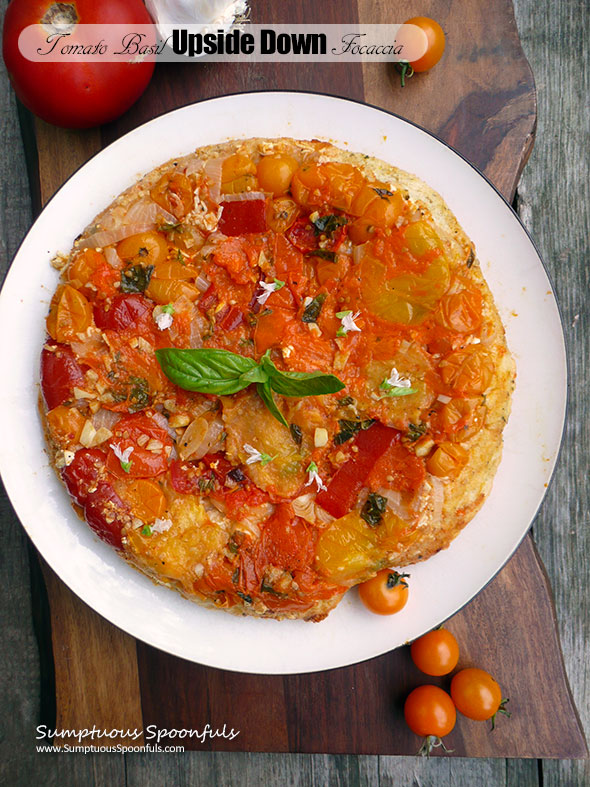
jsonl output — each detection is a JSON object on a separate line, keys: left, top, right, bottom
{"left": 315, "top": 423, "right": 401, "bottom": 518}
{"left": 117, "top": 231, "right": 168, "bottom": 267}
{"left": 256, "top": 155, "right": 299, "bottom": 197}
{"left": 367, "top": 441, "right": 426, "bottom": 494}
{"left": 218, "top": 304, "right": 243, "bottom": 331}
{"left": 121, "top": 479, "right": 167, "bottom": 523}
{"left": 46, "top": 405, "right": 85, "bottom": 447}
{"left": 93, "top": 293, "right": 153, "bottom": 334}
{"left": 150, "top": 172, "right": 194, "bottom": 220}
{"left": 84, "top": 482, "right": 128, "bottom": 549}
{"left": 257, "top": 504, "right": 314, "bottom": 571}
{"left": 286, "top": 217, "right": 317, "bottom": 253}
{"left": 218, "top": 199, "right": 267, "bottom": 236}
{"left": 40, "top": 343, "right": 86, "bottom": 410}
{"left": 106, "top": 412, "right": 172, "bottom": 479}
{"left": 62, "top": 448, "right": 106, "bottom": 505}
{"left": 46, "top": 284, "right": 93, "bottom": 343}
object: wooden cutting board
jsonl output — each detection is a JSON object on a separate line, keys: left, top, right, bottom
{"left": 21, "top": 0, "right": 587, "bottom": 758}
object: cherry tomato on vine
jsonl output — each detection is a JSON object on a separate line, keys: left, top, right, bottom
{"left": 397, "top": 17, "right": 446, "bottom": 87}
{"left": 404, "top": 685, "right": 456, "bottom": 755}
{"left": 410, "top": 628, "right": 460, "bottom": 676}
{"left": 2, "top": 0, "right": 155, "bottom": 128}
{"left": 450, "top": 668, "right": 510, "bottom": 727}
{"left": 358, "top": 569, "right": 409, "bottom": 615}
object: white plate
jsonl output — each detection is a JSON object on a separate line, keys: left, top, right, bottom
{"left": 0, "top": 92, "right": 566, "bottom": 674}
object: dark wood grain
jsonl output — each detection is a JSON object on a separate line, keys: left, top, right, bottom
{"left": 10, "top": 0, "right": 587, "bottom": 764}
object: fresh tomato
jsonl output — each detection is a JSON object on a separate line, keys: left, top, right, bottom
{"left": 106, "top": 412, "right": 172, "bottom": 478}
{"left": 450, "top": 668, "right": 508, "bottom": 725}
{"left": 404, "top": 685, "right": 456, "bottom": 755}
{"left": 315, "top": 423, "right": 400, "bottom": 518}
{"left": 218, "top": 199, "right": 267, "bottom": 236}
{"left": 397, "top": 17, "right": 446, "bottom": 87}
{"left": 40, "top": 342, "right": 86, "bottom": 409}
{"left": 2, "top": 0, "right": 155, "bottom": 128}
{"left": 358, "top": 569, "right": 409, "bottom": 615}
{"left": 410, "top": 629, "right": 460, "bottom": 676}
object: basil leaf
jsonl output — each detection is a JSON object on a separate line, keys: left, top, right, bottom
{"left": 334, "top": 418, "right": 376, "bottom": 445}
{"left": 256, "top": 381, "right": 288, "bottom": 428}
{"left": 381, "top": 387, "right": 418, "bottom": 397}
{"left": 361, "top": 493, "right": 388, "bottom": 527}
{"left": 289, "top": 423, "right": 303, "bottom": 446}
{"left": 373, "top": 187, "right": 393, "bottom": 199}
{"left": 261, "top": 354, "right": 345, "bottom": 397}
{"left": 238, "top": 365, "right": 270, "bottom": 385}
{"left": 155, "top": 348, "right": 257, "bottom": 395}
{"left": 311, "top": 214, "right": 348, "bottom": 236}
{"left": 121, "top": 264, "right": 154, "bottom": 293}
{"left": 301, "top": 293, "right": 327, "bottom": 323}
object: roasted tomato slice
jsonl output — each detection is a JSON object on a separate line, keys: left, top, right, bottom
{"left": 84, "top": 482, "right": 128, "bottom": 548}
{"left": 40, "top": 342, "right": 86, "bottom": 410}
{"left": 286, "top": 216, "right": 317, "bottom": 253}
{"left": 218, "top": 199, "right": 267, "bottom": 235}
{"left": 107, "top": 412, "right": 172, "bottom": 479}
{"left": 62, "top": 448, "right": 106, "bottom": 505}
{"left": 93, "top": 293, "right": 154, "bottom": 335}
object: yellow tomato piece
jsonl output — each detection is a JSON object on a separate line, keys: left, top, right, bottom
{"left": 46, "top": 284, "right": 93, "bottom": 342}
{"left": 221, "top": 154, "right": 257, "bottom": 194}
{"left": 67, "top": 249, "right": 107, "bottom": 287}
{"left": 121, "top": 479, "right": 167, "bottom": 523}
{"left": 257, "top": 154, "right": 299, "bottom": 196}
{"left": 426, "top": 442, "right": 468, "bottom": 479}
{"left": 150, "top": 171, "right": 194, "bottom": 220}
{"left": 117, "top": 231, "right": 168, "bottom": 267}
{"left": 46, "top": 405, "right": 85, "bottom": 446}
{"left": 221, "top": 174, "right": 259, "bottom": 194}
{"left": 360, "top": 253, "right": 450, "bottom": 325}
{"left": 439, "top": 347, "right": 494, "bottom": 395}
{"left": 152, "top": 260, "right": 201, "bottom": 280}
{"left": 266, "top": 197, "right": 300, "bottom": 233}
{"left": 146, "top": 278, "right": 201, "bottom": 304}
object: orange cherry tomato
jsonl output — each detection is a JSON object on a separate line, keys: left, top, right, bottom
{"left": 439, "top": 347, "right": 494, "bottom": 395}
{"left": 46, "top": 284, "right": 93, "bottom": 342}
{"left": 257, "top": 155, "right": 299, "bottom": 196}
{"left": 358, "top": 569, "right": 409, "bottom": 615}
{"left": 266, "top": 197, "right": 300, "bottom": 233}
{"left": 68, "top": 249, "right": 107, "bottom": 287}
{"left": 117, "top": 231, "right": 168, "bottom": 267}
{"left": 121, "top": 478, "right": 167, "bottom": 523}
{"left": 426, "top": 442, "right": 468, "bottom": 479}
{"left": 221, "top": 153, "right": 257, "bottom": 194}
{"left": 404, "top": 685, "right": 456, "bottom": 740}
{"left": 405, "top": 17, "right": 446, "bottom": 72}
{"left": 46, "top": 405, "right": 85, "bottom": 447}
{"left": 450, "top": 668, "right": 506, "bottom": 722}
{"left": 410, "top": 628, "right": 460, "bottom": 676}
{"left": 150, "top": 171, "right": 194, "bottom": 220}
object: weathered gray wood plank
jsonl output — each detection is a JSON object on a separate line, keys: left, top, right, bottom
{"left": 512, "top": 0, "right": 590, "bottom": 782}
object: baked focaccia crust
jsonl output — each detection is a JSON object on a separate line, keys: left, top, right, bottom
{"left": 40, "top": 138, "right": 514, "bottom": 620}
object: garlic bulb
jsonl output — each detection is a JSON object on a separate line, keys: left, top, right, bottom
{"left": 146, "top": 0, "right": 249, "bottom": 37}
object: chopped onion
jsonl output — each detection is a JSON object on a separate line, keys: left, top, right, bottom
{"left": 429, "top": 476, "right": 445, "bottom": 522}
{"left": 104, "top": 246, "right": 124, "bottom": 270}
{"left": 220, "top": 191, "right": 266, "bottom": 202}
{"left": 81, "top": 222, "right": 155, "bottom": 249}
{"left": 91, "top": 408, "right": 121, "bottom": 431}
{"left": 178, "top": 416, "right": 224, "bottom": 461}
{"left": 293, "top": 493, "right": 334, "bottom": 526}
{"left": 437, "top": 394, "right": 452, "bottom": 404}
{"left": 203, "top": 158, "right": 223, "bottom": 204}
{"left": 184, "top": 156, "right": 204, "bottom": 176}
{"left": 377, "top": 487, "right": 409, "bottom": 521}
{"left": 195, "top": 273, "right": 211, "bottom": 292}
{"left": 352, "top": 243, "right": 367, "bottom": 266}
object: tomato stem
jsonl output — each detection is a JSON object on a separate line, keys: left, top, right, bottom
{"left": 490, "top": 698, "right": 511, "bottom": 731}
{"left": 418, "top": 735, "right": 454, "bottom": 757}
{"left": 396, "top": 61, "right": 415, "bottom": 88}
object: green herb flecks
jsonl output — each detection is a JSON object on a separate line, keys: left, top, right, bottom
{"left": 311, "top": 214, "right": 348, "bottom": 236}
{"left": 120, "top": 264, "right": 154, "bottom": 294}
{"left": 156, "top": 348, "right": 344, "bottom": 428}
{"left": 361, "top": 492, "right": 388, "bottom": 526}
{"left": 334, "top": 418, "right": 376, "bottom": 445}
{"left": 406, "top": 422, "right": 427, "bottom": 442}
{"left": 301, "top": 293, "right": 327, "bottom": 323}
{"left": 305, "top": 249, "right": 337, "bottom": 262}
{"left": 373, "top": 187, "right": 394, "bottom": 199}
{"left": 290, "top": 423, "right": 303, "bottom": 446}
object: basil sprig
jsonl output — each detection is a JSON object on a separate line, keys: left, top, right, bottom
{"left": 155, "top": 348, "right": 344, "bottom": 427}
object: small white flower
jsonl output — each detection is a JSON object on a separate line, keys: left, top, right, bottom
{"left": 153, "top": 303, "right": 175, "bottom": 331}
{"left": 151, "top": 517, "right": 173, "bottom": 534}
{"left": 336, "top": 310, "right": 361, "bottom": 337}
{"left": 256, "top": 278, "right": 285, "bottom": 306}
{"left": 384, "top": 367, "right": 412, "bottom": 389}
{"left": 110, "top": 443, "right": 134, "bottom": 473}
{"left": 305, "top": 461, "right": 327, "bottom": 493}
{"left": 243, "top": 443, "right": 274, "bottom": 466}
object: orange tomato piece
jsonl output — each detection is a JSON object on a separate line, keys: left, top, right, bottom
{"left": 46, "top": 405, "right": 85, "bottom": 446}
{"left": 152, "top": 260, "right": 201, "bottom": 280}
{"left": 150, "top": 171, "right": 194, "bottom": 220}
{"left": 145, "top": 278, "right": 201, "bottom": 304}
{"left": 323, "top": 162, "right": 365, "bottom": 212}
{"left": 121, "top": 479, "right": 167, "bottom": 522}
{"left": 436, "top": 286, "right": 483, "bottom": 333}
{"left": 221, "top": 153, "right": 257, "bottom": 194}
{"left": 46, "top": 284, "right": 93, "bottom": 342}
{"left": 254, "top": 307, "right": 294, "bottom": 353}
{"left": 439, "top": 347, "right": 494, "bottom": 395}
{"left": 68, "top": 249, "right": 107, "bottom": 287}
{"left": 266, "top": 197, "right": 300, "bottom": 233}
{"left": 436, "top": 397, "right": 487, "bottom": 442}
{"left": 426, "top": 442, "right": 468, "bottom": 479}
{"left": 290, "top": 163, "right": 327, "bottom": 207}
{"left": 117, "top": 232, "right": 168, "bottom": 267}
{"left": 256, "top": 155, "right": 299, "bottom": 196}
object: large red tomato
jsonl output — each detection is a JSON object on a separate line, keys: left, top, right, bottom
{"left": 2, "top": 0, "right": 155, "bottom": 128}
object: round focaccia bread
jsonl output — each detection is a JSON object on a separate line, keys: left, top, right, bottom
{"left": 40, "top": 137, "right": 515, "bottom": 621}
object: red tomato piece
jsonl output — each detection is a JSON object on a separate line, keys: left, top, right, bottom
{"left": 93, "top": 293, "right": 153, "bottom": 334}
{"left": 107, "top": 412, "right": 172, "bottom": 479}
{"left": 84, "top": 482, "right": 128, "bottom": 549}
{"left": 218, "top": 304, "right": 243, "bottom": 331}
{"left": 218, "top": 199, "right": 267, "bottom": 235}
{"left": 169, "top": 459, "right": 204, "bottom": 494}
{"left": 62, "top": 448, "right": 106, "bottom": 505}
{"left": 286, "top": 217, "right": 318, "bottom": 253}
{"left": 40, "top": 342, "right": 86, "bottom": 410}
{"left": 198, "top": 284, "right": 218, "bottom": 312}
{"left": 258, "top": 504, "right": 314, "bottom": 571}
{"left": 315, "top": 423, "right": 401, "bottom": 518}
